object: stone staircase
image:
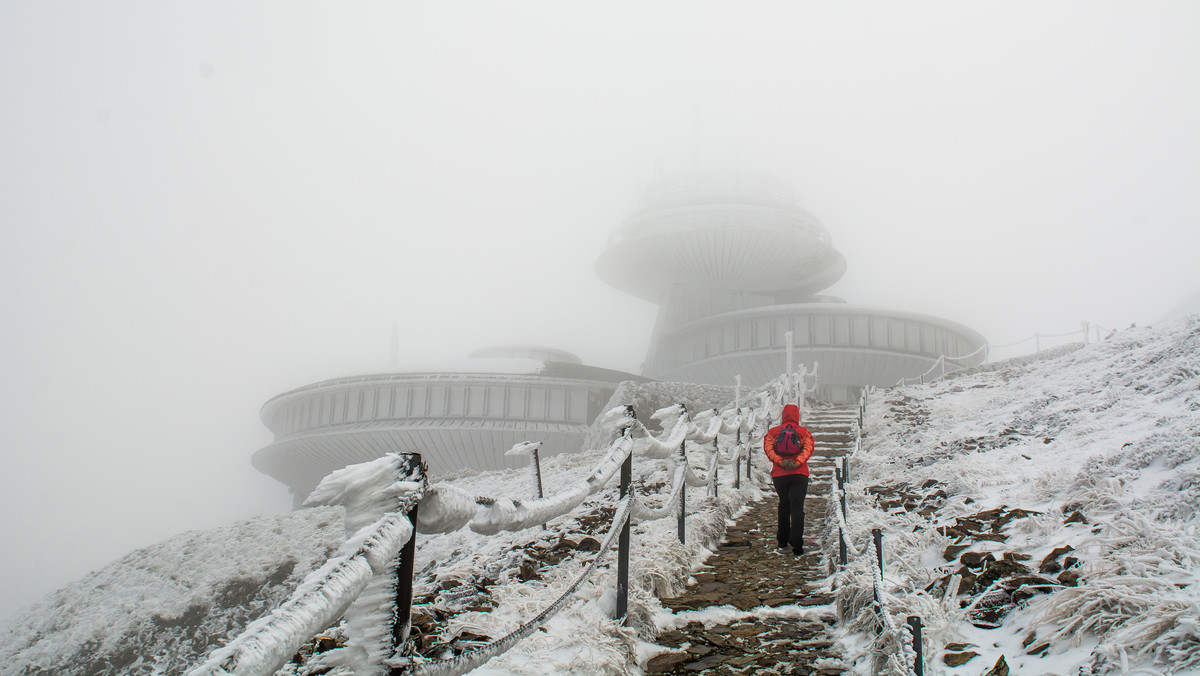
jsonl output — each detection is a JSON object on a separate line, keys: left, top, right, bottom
{"left": 647, "top": 404, "right": 858, "bottom": 675}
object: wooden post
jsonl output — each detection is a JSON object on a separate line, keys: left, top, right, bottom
{"left": 711, "top": 438, "right": 719, "bottom": 498}
{"left": 678, "top": 439, "right": 687, "bottom": 544}
{"left": 392, "top": 453, "right": 424, "bottom": 652}
{"left": 908, "top": 616, "right": 924, "bottom": 676}
{"left": 616, "top": 432, "right": 632, "bottom": 622}
{"left": 533, "top": 446, "right": 546, "bottom": 530}
{"left": 836, "top": 468, "right": 847, "bottom": 567}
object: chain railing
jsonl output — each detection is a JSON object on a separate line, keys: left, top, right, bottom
{"left": 894, "top": 321, "right": 1118, "bottom": 388}
{"left": 189, "top": 370, "right": 806, "bottom": 675}
{"left": 828, "top": 390, "right": 924, "bottom": 675}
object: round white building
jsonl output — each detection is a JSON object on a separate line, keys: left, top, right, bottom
{"left": 254, "top": 346, "right": 645, "bottom": 505}
{"left": 595, "top": 170, "right": 988, "bottom": 402}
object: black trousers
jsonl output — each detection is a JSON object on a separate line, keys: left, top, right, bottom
{"left": 772, "top": 473, "right": 809, "bottom": 550}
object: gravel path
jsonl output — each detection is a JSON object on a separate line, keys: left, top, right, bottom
{"left": 646, "top": 406, "right": 858, "bottom": 675}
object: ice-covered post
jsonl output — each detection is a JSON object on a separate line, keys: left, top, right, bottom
{"left": 907, "top": 616, "right": 924, "bottom": 676}
{"left": 505, "top": 442, "right": 546, "bottom": 529}
{"left": 616, "top": 427, "right": 632, "bottom": 622}
{"left": 734, "top": 418, "right": 742, "bottom": 491}
{"left": 836, "top": 467, "right": 847, "bottom": 567}
{"left": 678, "top": 438, "right": 687, "bottom": 544}
{"left": 711, "top": 438, "right": 719, "bottom": 498}
{"left": 872, "top": 528, "right": 884, "bottom": 604}
{"left": 1082, "top": 320, "right": 1090, "bottom": 345}
{"left": 393, "top": 455, "right": 423, "bottom": 652}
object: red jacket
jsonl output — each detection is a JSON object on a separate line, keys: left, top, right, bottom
{"left": 764, "top": 404, "right": 814, "bottom": 478}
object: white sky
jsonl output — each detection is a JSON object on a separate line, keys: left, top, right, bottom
{"left": 1, "top": 2, "right": 1197, "bottom": 622}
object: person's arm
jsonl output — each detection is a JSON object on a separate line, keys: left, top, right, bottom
{"left": 798, "top": 428, "right": 815, "bottom": 464}
{"left": 763, "top": 427, "right": 783, "bottom": 465}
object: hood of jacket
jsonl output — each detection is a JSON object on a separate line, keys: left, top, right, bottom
{"left": 781, "top": 403, "right": 800, "bottom": 426}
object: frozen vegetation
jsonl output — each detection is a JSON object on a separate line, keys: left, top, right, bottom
{"left": 835, "top": 314, "right": 1200, "bottom": 674}
{"left": 0, "top": 316, "right": 1196, "bottom": 675}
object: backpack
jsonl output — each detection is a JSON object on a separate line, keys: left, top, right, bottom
{"left": 774, "top": 425, "right": 804, "bottom": 457}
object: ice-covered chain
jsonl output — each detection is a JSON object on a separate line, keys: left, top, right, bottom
{"left": 402, "top": 495, "right": 633, "bottom": 676}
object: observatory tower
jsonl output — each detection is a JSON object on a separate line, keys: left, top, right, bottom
{"left": 596, "top": 170, "right": 987, "bottom": 402}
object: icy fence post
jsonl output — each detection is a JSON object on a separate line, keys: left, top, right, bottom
{"left": 393, "top": 454, "right": 424, "bottom": 654}
{"left": 677, "top": 436, "right": 687, "bottom": 544}
{"left": 734, "top": 423, "right": 742, "bottom": 490}
{"left": 872, "top": 528, "right": 883, "bottom": 605}
{"left": 505, "top": 442, "right": 547, "bottom": 530}
{"left": 189, "top": 453, "right": 424, "bottom": 676}
{"left": 836, "top": 468, "right": 847, "bottom": 567}
{"left": 907, "top": 616, "right": 924, "bottom": 676}
{"left": 616, "top": 426, "right": 633, "bottom": 622}
{"left": 710, "top": 438, "right": 719, "bottom": 498}
{"left": 739, "top": 420, "right": 748, "bottom": 485}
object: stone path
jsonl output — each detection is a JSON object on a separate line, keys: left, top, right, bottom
{"left": 646, "top": 406, "right": 858, "bottom": 675}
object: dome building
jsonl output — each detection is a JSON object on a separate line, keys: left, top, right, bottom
{"left": 595, "top": 170, "right": 987, "bottom": 402}
{"left": 253, "top": 169, "right": 988, "bottom": 500}
{"left": 254, "top": 346, "right": 645, "bottom": 506}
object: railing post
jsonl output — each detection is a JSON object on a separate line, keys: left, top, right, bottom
{"left": 711, "top": 438, "right": 719, "bottom": 498}
{"left": 678, "top": 440, "right": 687, "bottom": 544}
{"left": 873, "top": 528, "right": 884, "bottom": 573}
{"left": 616, "top": 431, "right": 632, "bottom": 622}
{"left": 734, "top": 425, "right": 742, "bottom": 490}
{"left": 836, "top": 468, "right": 847, "bottom": 567}
{"left": 743, "top": 423, "right": 752, "bottom": 482}
{"left": 393, "top": 453, "right": 424, "bottom": 653}
{"left": 871, "top": 527, "right": 884, "bottom": 606}
{"left": 907, "top": 616, "right": 924, "bottom": 676}
{"left": 533, "top": 446, "right": 547, "bottom": 530}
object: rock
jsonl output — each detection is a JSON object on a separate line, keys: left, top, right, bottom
{"left": 983, "top": 655, "right": 1010, "bottom": 676}
{"left": 683, "top": 654, "right": 728, "bottom": 671}
{"left": 685, "top": 644, "right": 714, "bottom": 657}
{"left": 645, "top": 651, "right": 690, "bottom": 673}
{"left": 572, "top": 536, "right": 601, "bottom": 551}
{"left": 944, "top": 543, "right": 971, "bottom": 561}
{"left": 1039, "top": 545, "right": 1075, "bottom": 573}
{"left": 943, "top": 651, "right": 979, "bottom": 666}
{"left": 657, "top": 630, "right": 686, "bottom": 647}
{"left": 1057, "top": 569, "right": 1079, "bottom": 586}
{"left": 960, "top": 551, "right": 996, "bottom": 568}
{"left": 1064, "top": 511, "right": 1087, "bottom": 524}
{"left": 945, "top": 642, "right": 977, "bottom": 651}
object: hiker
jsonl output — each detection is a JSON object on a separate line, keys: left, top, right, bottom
{"left": 764, "top": 403, "right": 814, "bottom": 556}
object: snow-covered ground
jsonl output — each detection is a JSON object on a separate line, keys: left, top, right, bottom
{"left": 2, "top": 317, "right": 1196, "bottom": 675}
{"left": 0, "top": 509, "right": 347, "bottom": 675}
{"left": 839, "top": 314, "right": 1200, "bottom": 674}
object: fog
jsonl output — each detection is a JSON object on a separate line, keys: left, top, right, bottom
{"left": 1, "top": 2, "right": 1197, "bottom": 622}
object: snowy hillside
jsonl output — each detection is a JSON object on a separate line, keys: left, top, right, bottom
{"left": 0, "top": 508, "right": 346, "bottom": 675}
{"left": 839, "top": 314, "right": 1200, "bottom": 674}
{"left": 2, "top": 316, "right": 1196, "bottom": 675}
